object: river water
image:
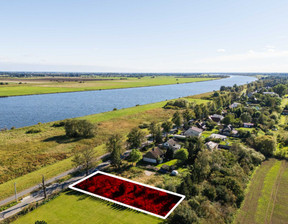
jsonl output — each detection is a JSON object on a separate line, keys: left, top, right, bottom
{"left": 0, "top": 75, "right": 257, "bottom": 129}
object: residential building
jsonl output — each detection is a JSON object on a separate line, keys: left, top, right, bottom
{"left": 143, "top": 147, "right": 165, "bottom": 164}
{"left": 184, "top": 126, "right": 203, "bottom": 137}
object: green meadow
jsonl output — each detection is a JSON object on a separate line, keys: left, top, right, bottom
{"left": 13, "top": 191, "right": 161, "bottom": 224}
{"left": 0, "top": 76, "right": 219, "bottom": 97}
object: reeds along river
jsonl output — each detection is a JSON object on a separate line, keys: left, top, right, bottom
{"left": 0, "top": 75, "right": 257, "bottom": 129}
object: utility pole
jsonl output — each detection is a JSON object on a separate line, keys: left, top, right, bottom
{"left": 14, "top": 182, "right": 17, "bottom": 202}
{"left": 42, "top": 175, "right": 47, "bottom": 199}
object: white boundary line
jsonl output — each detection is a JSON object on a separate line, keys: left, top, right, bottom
{"left": 69, "top": 170, "right": 185, "bottom": 219}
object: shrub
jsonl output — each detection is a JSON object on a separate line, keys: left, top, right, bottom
{"left": 52, "top": 121, "right": 65, "bottom": 127}
{"left": 164, "top": 99, "right": 189, "bottom": 109}
{"left": 64, "top": 119, "right": 96, "bottom": 138}
{"left": 202, "top": 185, "right": 216, "bottom": 201}
{"left": 26, "top": 128, "right": 42, "bottom": 134}
{"left": 138, "top": 122, "right": 149, "bottom": 129}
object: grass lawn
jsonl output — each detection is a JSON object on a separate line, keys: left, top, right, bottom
{"left": 0, "top": 76, "right": 219, "bottom": 97}
{"left": 234, "top": 159, "right": 288, "bottom": 224}
{"left": 156, "top": 159, "right": 178, "bottom": 168}
{"left": 13, "top": 191, "right": 161, "bottom": 224}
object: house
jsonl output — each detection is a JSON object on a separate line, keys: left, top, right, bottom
{"left": 210, "top": 133, "right": 227, "bottom": 141}
{"left": 282, "top": 110, "right": 288, "bottom": 115}
{"left": 243, "top": 122, "right": 254, "bottom": 128}
{"left": 205, "top": 141, "right": 218, "bottom": 151}
{"left": 140, "top": 141, "right": 153, "bottom": 151}
{"left": 221, "top": 124, "right": 239, "bottom": 137}
{"left": 229, "top": 102, "right": 241, "bottom": 109}
{"left": 143, "top": 147, "right": 165, "bottom": 164}
{"left": 184, "top": 126, "right": 203, "bottom": 137}
{"left": 163, "top": 139, "right": 181, "bottom": 151}
{"left": 209, "top": 114, "right": 224, "bottom": 123}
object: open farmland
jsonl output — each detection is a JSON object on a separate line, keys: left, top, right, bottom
{"left": 0, "top": 76, "right": 220, "bottom": 97}
{"left": 234, "top": 158, "right": 288, "bottom": 224}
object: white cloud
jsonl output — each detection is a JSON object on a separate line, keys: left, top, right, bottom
{"left": 264, "top": 45, "right": 276, "bottom": 52}
{"left": 217, "top": 49, "right": 226, "bottom": 53}
{"left": 194, "top": 49, "right": 288, "bottom": 63}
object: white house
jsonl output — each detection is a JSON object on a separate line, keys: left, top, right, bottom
{"left": 205, "top": 141, "right": 218, "bottom": 151}
{"left": 210, "top": 133, "right": 227, "bottom": 141}
{"left": 184, "top": 126, "right": 203, "bottom": 138}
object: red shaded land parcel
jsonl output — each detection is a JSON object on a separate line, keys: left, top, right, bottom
{"left": 70, "top": 171, "right": 184, "bottom": 218}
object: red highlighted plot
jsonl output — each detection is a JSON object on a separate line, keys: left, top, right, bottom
{"left": 69, "top": 171, "right": 185, "bottom": 219}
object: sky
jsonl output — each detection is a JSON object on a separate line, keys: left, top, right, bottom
{"left": 0, "top": 0, "right": 287, "bottom": 73}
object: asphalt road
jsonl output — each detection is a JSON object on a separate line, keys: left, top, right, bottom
{"left": 0, "top": 160, "right": 111, "bottom": 221}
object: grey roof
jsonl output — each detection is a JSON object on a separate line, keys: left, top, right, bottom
{"left": 143, "top": 147, "right": 164, "bottom": 159}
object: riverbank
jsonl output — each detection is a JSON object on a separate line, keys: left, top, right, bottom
{"left": 0, "top": 75, "right": 257, "bottom": 129}
{"left": 0, "top": 76, "right": 221, "bottom": 97}
{"left": 0, "top": 94, "right": 209, "bottom": 201}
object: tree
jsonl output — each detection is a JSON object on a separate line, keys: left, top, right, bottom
{"left": 65, "top": 119, "right": 96, "bottom": 138}
{"left": 273, "top": 84, "right": 287, "bottom": 97}
{"left": 174, "top": 148, "right": 189, "bottom": 161}
{"left": 154, "top": 125, "right": 163, "bottom": 144}
{"left": 253, "top": 135, "right": 276, "bottom": 157}
{"left": 149, "top": 121, "right": 157, "bottom": 140}
{"left": 200, "top": 104, "right": 209, "bottom": 119}
{"left": 172, "top": 111, "right": 182, "bottom": 127}
{"left": 106, "top": 134, "right": 124, "bottom": 168}
{"left": 194, "top": 105, "right": 202, "bottom": 119}
{"left": 127, "top": 128, "right": 145, "bottom": 149}
{"left": 128, "top": 149, "right": 142, "bottom": 166}
{"left": 240, "top": 112, "right": 252, "bottom": 123}
{"left": 182, "top": 109, "right": 193, "bottom": 122}
{"left": 222, "top": 113, "right": 234, "bottom": 125}
{"left": 72, "top": 145, "right": 96, "bottom": 176}
{"left": 162, "top": 121, "right": 173, "bottom": 138}
{"left": 167, "top": 201, "right": 199, "bottom": 224}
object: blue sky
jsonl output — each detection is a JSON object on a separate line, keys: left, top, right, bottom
{"left": 0, "top": 0, "right": 287, "bottom": 72}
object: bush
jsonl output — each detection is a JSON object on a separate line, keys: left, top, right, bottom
{"left": 138, "top": 122, "right": 149, "bottom": 129}
{"left": 202, "top": 185, "right": 216, "bottom": 201}
{"left": 26, "top": 128, "right": 42, "bottom": 134}
{"left": 35, "top": 221, "right": 47, "bottom": 224}
{"left": 64, "top": 119, "right": 96, "bottom": 138}
{"left": 52, "top": 121, "right": 65, "bottom": 127}
{"left": 164, "top": 99, "right": 189, "bottom": 109}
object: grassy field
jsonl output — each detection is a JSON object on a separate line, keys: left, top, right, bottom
{"left": 234, "top": 158, "right": 288, "bottom": 224}
{"left": 0, "top": 95, "right": 210, "bottom": 201}
{"left": 13, "top": 191, "right": 161, "bottom": 224}
{"left": 0, "top": 76, "right": 219, "bottom": 97}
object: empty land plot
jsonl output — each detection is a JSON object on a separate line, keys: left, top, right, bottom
{"left": 234, "top": 159, "right": 288, "bottom": 224}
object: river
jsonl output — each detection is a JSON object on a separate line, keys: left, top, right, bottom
{"left": 0, "top": 75, "right": 257, "bottom": 129}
